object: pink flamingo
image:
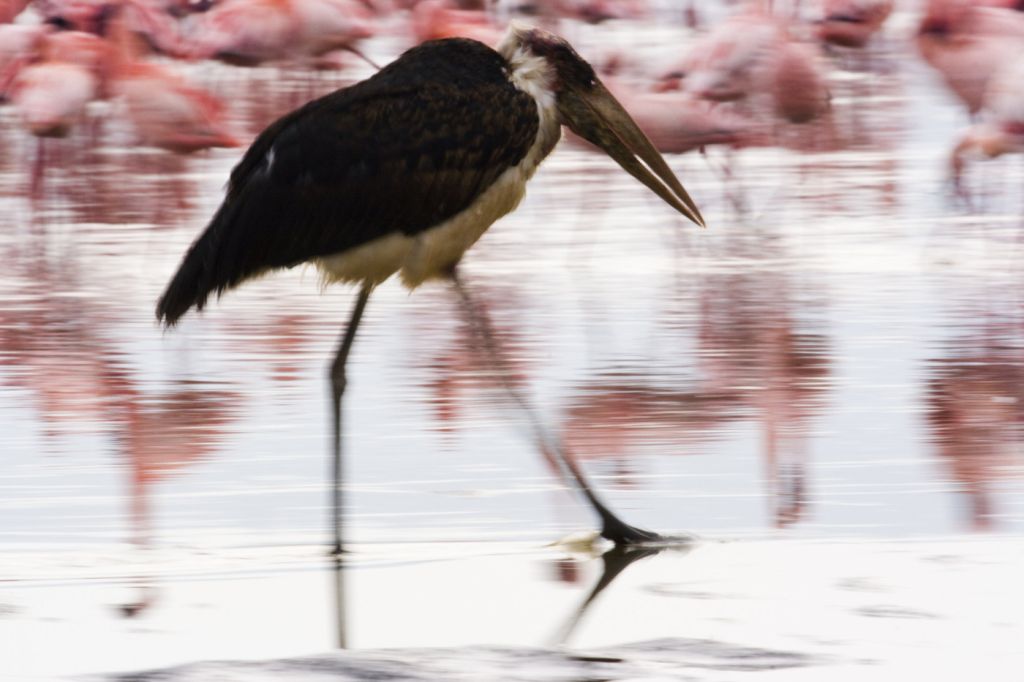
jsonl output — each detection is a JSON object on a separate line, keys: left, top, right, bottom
{"left": 768, "top": 39, "right": 830, "bottom": 125}
{"left": 184, "top": 0, "right": 301, "bottom": 64}
{"left": 4, "top": 28, "right": 114, "bottom": 195}
{"left": 119, "top": 0, "right": 194, "bottom": 56}
{"left": 35, "top": 0, "right": 115, "bottom": 32}
{"left": 601, "top": 73, "right": 752, "bottom": 153}
{"left": 917, "top": 1, "right": 1024, "bottom": 115}
{"left": 949, "top": 57, "right": 1024, "bottom": 189}
{"left": 291, "top": 0, "right": 375, "bottom": 57}
{"left": 0, "top": 0, "right": 29, "bottom": 23}
{"left": 42, "top": 28, "right": 116, "bottom": 91}
{"left": 670, "top": 8, "right": 788, "bottom": 103}
{"left": 816, "top": 0, "right": 893, "bottom": 48}
{"left": 411, "top": 0, "right": 502, "bottom": 45}
{"left": 111, "top": 60, "right": 241, "bottom": 152}
{"left": 7, "top": 31, "right": 108, "bottom": 137}
{"left": 526, "top": 0, "right": 648, "bottom": 25}
{"left": 667, "top": 7, "right": 829, "bottom": 126}
{"left": 185, "top": 0, "right": 373, "bottom": 65}
{"left": 106, "top": 3, "right": 240, "bottom": 152}
{"left": 0, "top": 24, "right": 48, "bottom": 99}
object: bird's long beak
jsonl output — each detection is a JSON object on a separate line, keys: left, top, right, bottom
{"left": 559, "top": 80, "right": 705, "bottom": 227}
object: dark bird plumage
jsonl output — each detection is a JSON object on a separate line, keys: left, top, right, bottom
{"left": 157, "top": 38, "right": 538, "bottom": 326}
{"left": 156, "top": 27, "right": 707, "bottom": 551}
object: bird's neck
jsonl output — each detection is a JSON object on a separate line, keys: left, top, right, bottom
{"left": 498, "top": 30, "right": 556, "bottom": 112}
{"left": 498, "top": 30, "right": 561, "bottom": 174}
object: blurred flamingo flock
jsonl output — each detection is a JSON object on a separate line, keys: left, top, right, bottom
{"left": 4, "top": 2, "right": 1024, "bottom": 678}
{"left": 1, "top": 0, "right": 1023, "bottom": 543}
{"left": 2, "top": 0, "right": 1024, "bottom": 546}
{"left": 0, "top": 0, "right": 1022, "bottom": 179}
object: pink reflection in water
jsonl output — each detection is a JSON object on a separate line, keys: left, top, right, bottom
{"left": 0, "top": 243, "right": 241, "bottom": 612}
{"left": 1, "top": 4, "right": 1023, "bottom": 563}
{"left": 419, "top": 286, "right": 532, "bottom": 437}
{"left": 0, "top": 5, "right": 1023, "bottom": 675}
{"left": 927, "top": 334, "right": 1024, "bottom": 531}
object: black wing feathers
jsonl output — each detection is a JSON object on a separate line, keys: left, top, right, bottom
{"left": 157, "top": 39, "right": 539, "bottom": 326}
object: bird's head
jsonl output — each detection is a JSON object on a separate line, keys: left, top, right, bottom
{"left": 499, "top": 26, "right": 705, "bottom": 227}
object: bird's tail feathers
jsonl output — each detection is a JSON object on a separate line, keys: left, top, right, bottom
{"left": 155, "top": 201, "right": 240, "bottom": 327}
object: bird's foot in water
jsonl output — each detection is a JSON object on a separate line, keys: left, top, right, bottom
{"left": 601, "top": 518, "right": 663, "bottom": 546}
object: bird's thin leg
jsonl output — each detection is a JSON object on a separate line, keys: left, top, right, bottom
{"left": 329, "top": 285, "right": 371, "bottom": 555}
{"left": 449, "top": 270, "right": 660, "bottom": 545}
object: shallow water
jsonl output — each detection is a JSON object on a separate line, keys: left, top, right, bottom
{"left": 2, "top": 14, "right": 1024, "bottom": 681}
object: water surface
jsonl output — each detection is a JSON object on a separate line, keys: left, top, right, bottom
{"left": 2, "top": 17, "right": 1024, "bottom": 680}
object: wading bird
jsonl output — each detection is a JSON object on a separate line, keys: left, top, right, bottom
{"left": 156, "top": 26, "right": 704, "bottom": 552}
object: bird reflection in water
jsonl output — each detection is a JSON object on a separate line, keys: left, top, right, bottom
{"left": 413, "top": 242, "right": 831, "bottom": 529}
{"left": 0, "top": 254, "right": 129, "bottom": 444}
{"left": 927, "top": 333, "right": 1024, "bottom": 531}
{"left": 562, "top": 379, "right": 741, "bottom": 489}
{"left": 0, "top": 121, "right": 200, "bottom": 230}
{"left": 117, "top": 384, "right": 239, "bottom": 616}
{"left": 560, "top": 249, "right": 830, "bottom": 528}
{"left": 694, "top": 251, "right": 830, "bottom": 528}
{"left": 418, "top": 286, "right": 531, "bottom": 438}
{"left": 65, "top": 150, "right": 196, "bottom": 227}
{"left": 326, "top": 540, "right": 688, "bottom": 650}
{"left": 224, "top": 312, "right": 318, "bottom": 383}
{"left": 416, "top": 288, "right": 670, "bottom": 537}
{"left": 551, "top": 543, "right": 686, "bottom": 646}
{"left": 0, "top": 247, "right": 240, "bottom": 616}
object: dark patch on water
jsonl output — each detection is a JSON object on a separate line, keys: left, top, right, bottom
{"left": 101, "top": 639, "right": 816, "bottom": 681}
{"left": 855, "top": 605, "right": 940, "bottom": 620}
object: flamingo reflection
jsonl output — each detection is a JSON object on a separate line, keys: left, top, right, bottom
{"left": 558, "top": 237, "right": 830, "bottom": 528}
{"left": 0, "top": 249, "right": 240, "bottom": 615}
{"left": 926, "top": 334, "right": 1024, "bottom": 531}
{"left": 695, "top": 258, "right": 830, "bottom": 527}
{"left": 561, "top": 378, "right": 742, "bottom": 490}
{"left": 224, "top": 312, "right": 318, "bottom": 383}
{"left": 118, "top": 383, "right": 238, "bottom": 616}
{"left": 412, "top": 250, "right": 830, "bottom": 529}
{"left": 417, "top": 286, "right": 531, "bottom": 438}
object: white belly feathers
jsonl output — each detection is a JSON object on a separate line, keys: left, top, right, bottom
{"left": 314, "top": 160, "right": 534, "bottom": 288}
